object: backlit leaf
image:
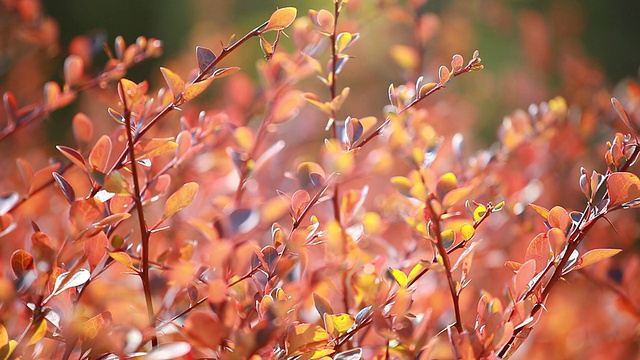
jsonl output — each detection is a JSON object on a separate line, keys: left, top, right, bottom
{"left": 438, "top": 65, "right": 450, "bottom": 85}
{"left": 0, "top": 193, "right": 18, "bottom": 216}
{"left": 264, "top": 7, "right": 297, "bottom": 32}
{"left": 525, "top": 233, "right": 551, "bottom": 272}
{"left": 391, "top": 176, "right": 412, "bottom": 197}
{"left": 107, "top": 251, "right": 136, "bottom": 271}
{"left": 607, "top": 172, "right": 640, "bottom": 208}
{"left": 81, "top": 312, "right": 112, "bottom": 340}
{"left": 183, "top": 76, "right": 215, "bottom": 102}
{"left": 163, "top": 182, "right": 199, "bottom": 220}
{"left": 443, "top": 185, "right": 472, "bottom": 210}
{"left": 57, "top": 145, "right": 86, "bottom": 170}
{"left": 89, "top": 135, "right": 112, "bottom": 173}
{"left": 389, "top": 268, "right": 407, "bottom": 287}
{"left": 135, "top": 138, "right": 178, "bottom": 161}
{"left": 547, "top": 206, "right": 570, "bottom": 231}
{"left": 213, "top": 66, "right": 241, "bottom": 79}
{"left": 291, "top": 189, "right": 311, "bottom": 219}
{"left": 10, "top": 249, "right": 34, "bottom": 278}
{"left": 574, "top": 248, "right": 622, "bottom": 270}
{"left": 27, "top": 320, "right": 46, "bottom": 345}
{"left": 441, "top": 229, "right": 456, "bottom": 248}
{"left": 287, "top": 323, "right": 330, "bottom": 356}
{"left": 529, "top": 203, "right": 549, "bottom": 219}
{"left": 419, "top": 82, "right": 438, "bottom": 97}
{"left": 160, "top": 67, "right": 185, "bottom": 100}
{"left": 451, "top": 54, "right": 464, "bottom": 72}
{"left": 611, "top": 97, "right": 637, "bottom": 135}
{"left": 436, "top": 172, "right": 457, "bottom": 200}
{"left": 324, "top": 313, "right": 355, "bottom": 336}
{"left": 72, "top": 113, "right": 94, "bottom": 145}
{"left": 460, "top": 223, "right": 475, "bottom": 241}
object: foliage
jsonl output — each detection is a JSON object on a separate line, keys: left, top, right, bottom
{"left": 0, "top": 0, "right": 639, "bottom": 359}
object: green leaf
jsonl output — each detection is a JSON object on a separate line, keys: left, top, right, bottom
{"left": 264, "top": 7, "right": 297, "bottom": 32}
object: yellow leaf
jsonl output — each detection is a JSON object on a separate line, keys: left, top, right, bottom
{"left": 436, "top": 172, "right": 458, "bottom": 200}
{"left": 135, "top": 138, "right": 178, "bottom": 161}
{"left": 163, "top": 182, "right": 199, "bottom": 220}
{"left": 0, "top": 324, "right": 6, "bottom": 347}
{"left": 390, "top": 45, "right": 418, "bottom": 70}
{"left": 160, "top": 67, "right": 185, "bottom": 100}
{"left": 473, "top": 204, "right": 487, "bottom": 221}
{"left": 324, "top": 313, "right": 355, "bottom": 336}
{"left": 107, "top": 251, "right": 136, "bottom": 271}
{"left": 27, "top": 320, "right": 47, "bottom": 345}
{"left": 574, "top": 249, "right": 622, "bottom": 270}
{"left": 443, "top": 185, "right": 473, "bottom": 209}
{"left": 183, "top": 76, "right": 215, "bottom": 102}
{"left": 529, "top": 203, "right": 549, "bottom": 219}
{"left": 0, "top": 340, "right": 17, "bottom": 360}
{"left": 264, "top": 7, "right": 297, "bottom": 32}
{"left": 408, "top": 262, "right": 425, "bottom": 283}
{"left": 389, "top": 268, "right": 407, "bottom": 287}
{"left": 287, "top": 323, "right": 330, "bottom": 356}
{"left": 391, "top": 176, "right": 412, "bottom": 197}
{"left": 460, "top": 223, "right": 475, "bottom": 241}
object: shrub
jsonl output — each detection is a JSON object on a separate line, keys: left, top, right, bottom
{"left": 0, "top": 1, "right": 639, "bottom": 359}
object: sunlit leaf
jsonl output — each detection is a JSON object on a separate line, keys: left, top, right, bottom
{"left": 0, "top": 193, "right": 18, "bottom": 216}
{"left": 107, "top": 251, "right": 136, "bottom": 271}
{"left": 162, "top": 182, "right": 199, "bottom": 220}
{"left": 72, "top": 113, "right": 94, "bottom": 145}
{"left": 443, "top": 185, "right": 472, "bottom": 209}
{"left": 57, "top": 145, "right": 86, "bottom": 170}
{"left": 287, "top": 323, "right": 330, "bottom": 356}
{"left": 160, "top": 67, "right": 185, "bottom": 100}
{"left": 27, "top": 320, "right": 47, "bottom": 345}
{"left": 607, "top": 172, "right": 640, "bottom": 208}
{"left": 334, "top": 348, "right": 363, "bottom": 360}
{"left": 183, "top": 76, "right": 215, "bottom": 102}
{"left": 89, "top": 135, "right": 112, "bottom": 173}
{"left": 547, "top": 206, "right": 570, "bottom": 231}
{"left": 451, "top": 54, "right": 464, "bottom": 72}
{"left": 146, "top": 342, "right": 192, "bottom": 360}
{"left": 291, "top": 189, "right": 311, "bottom": 219}
{"left": 264, "top": 7, "right": 297, "bottom": 32}
{"left": 529, "top": 203, "right": 549, "bottom": 219}
{"left": 81, "top": 312, "right": 112, "bottom": 340}
{"left": 213, "top": 66, "right": 241, "bottom": 79}
{"left": 324, "top": 313, "right": 355, "bottom": 336}
{"left": 441, "top": 229, "right": 456, "bottom": 248}
{"left": 52, "top": 268, "right": 90, "bottom": 295}
{"left": 574, "top": 248, "right": 622, "bottom": 270}
{"left": 460, "top": 223, "right": 475, "bottom": 241}
{"left": 10, "top": 249, "right": 34, "bottom": 278}
{"left": 438, "top": 65, "right": 450, "bottom": 85}
{"left": 436, "top": 172, "right": 457, "bottom": 200}
{"left": 135, "top": 138, "right": 178, "bottom": 161}
{"left": 525, "top": 233, "right": 551, "bottom": 272}
{"left": 389, "top": 267, "right": 408, "bottom": 287}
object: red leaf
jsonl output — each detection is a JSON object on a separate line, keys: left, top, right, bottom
{"left": 10, "top": 250, "right": 34, "bottom": 278}
{"left": 574, "top": 248, "right": 622, "bottom": 270}
{"left": 89, "top": 135, "right": 112, "bottom": 173}
{"left": 525, "top": 233, "right": 551, "bottom": 272}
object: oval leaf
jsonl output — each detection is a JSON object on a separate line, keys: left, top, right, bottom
{"left": 574, "top": 248, "right": 622, "bottom": 270}
{"left": 264, "top": 7, "right": 297, "bottom": 32}
{"left": 607, "top": 172, "right": 640, "bottom": 208}
{"left": 163, "top": 182, "right": 199, "bottom": 220}
{"left": 52, "top": 268, "right": 90, "bottom": 295}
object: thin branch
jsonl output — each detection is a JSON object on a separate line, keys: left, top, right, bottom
{"left": 120, "top": 79, "right": 157, "bottom": 347}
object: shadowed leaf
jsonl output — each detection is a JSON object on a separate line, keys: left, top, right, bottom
{"left": 162, "top": 182, "right": 199, "bottom": 220}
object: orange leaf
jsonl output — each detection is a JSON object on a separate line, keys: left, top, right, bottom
{"left": 135, "top": 138, "right": 178, "bottom": 161}
{"left": 72, "top": 112, "right": 94, "bottom": 145}
{"left": 89, "top": 135, "right": 112, "bottom": 172}
{"left": 184, "top": 311, "right": 223, "bottom": 349}
{"left": 183, "top": 76, "right": 215, "bottom": 102}
{"left": 160, "top": 67, "right": 185, "bottom": 100}
{"left": 84, "top": 231, "right": 108, "bottom": 272}
{"left": 525, "top": 233, "right": 551, "bottom": 272}
{"left": 264, "top": 7, "right": 297, "bottom": 32}
{"left": 162, "top": 182, "right": 199, "bottom": 220}
{"left": 287, "top": 323, "right": 330, "bottom": 356}
{"left": 607, "top": 172, "right": 640, "bottom": 207}
{"left": 81, "top": 312, "right": 112, "bottom": 340}
{"left": 547, "top": 206, "right": 570, "bottom": 231}
{"left": 10, "top": 250, "right": 34, "bottom": 278}
{"left": 529, "top": 203, "right": 549, "bottom": 219}
{"left": 57, "top": 145, "right": 86, "bottom": 171}
{"left": 574, "top": 248, "right": 622, "bottom": 270}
